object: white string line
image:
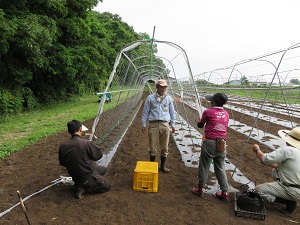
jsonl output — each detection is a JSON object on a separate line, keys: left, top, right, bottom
{"left": 0, "top": 176, "right": 72, "bottom": 218}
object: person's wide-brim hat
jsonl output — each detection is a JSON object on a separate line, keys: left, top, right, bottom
{"left": 156, "top": 79, "right": 168, "bottom": 86}
{"left": 278, "top": 127, "right": 300, "bottom": 149}
{"left": 205, "top": 93, "right": 228, "bottom": 105}
{"left": 82, "top": 125, "right": 88, "bottom": 131}
{"left": 205, "top": 95, "right": 214, "bottom": 102}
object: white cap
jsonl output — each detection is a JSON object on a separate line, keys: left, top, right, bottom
{"left": 81, "top": 125, "right": 88, "bottom": 131}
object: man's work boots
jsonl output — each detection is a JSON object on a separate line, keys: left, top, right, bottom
{"left": 150, "top": 155, "right": 156, "bottom": 162}
{"left": 160, "top": 156, "right": 170, "bottom": 173}
{"left": 274, "top": 197, "right": 298, "bottom": 214}
{"left": 75, "top": 187, "right": 86, "bottom": 199}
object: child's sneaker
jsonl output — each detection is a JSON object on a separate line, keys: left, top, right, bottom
{"left": 215, "top": 191, "right": 229, "bottom": 202}
{"left": 192, "top": 187, "right": 204, "bottom": 197}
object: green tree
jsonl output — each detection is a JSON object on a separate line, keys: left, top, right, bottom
{"left": 290, "top": 78, "right": 300, "bottom": 84}
{"left": 196, "top": 79, "right": 210, "bottom": 85}
{"left": 240, "top": 75, "right": 249, "bottom": 85}
{"left": 0, "top": 0, "right": 145, "bottom": 113}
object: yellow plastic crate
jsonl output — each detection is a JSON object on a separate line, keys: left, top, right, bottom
{"left": 133, "top": 161, "right": 158, "bottom": 192}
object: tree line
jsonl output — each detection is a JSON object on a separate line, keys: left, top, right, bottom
{"left": 0, "top": 0, "right": 149, "bottom": 115}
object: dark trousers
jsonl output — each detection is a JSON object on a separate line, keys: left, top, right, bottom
{"left": 78, "top": 165, "right": 111, "bottom": 193}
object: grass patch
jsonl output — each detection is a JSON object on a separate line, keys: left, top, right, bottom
{"left": 197, "top": 86, "right": 300, "bottom": 104}
{"left": 0, "top": 94, "right": 104, "bottom": 158}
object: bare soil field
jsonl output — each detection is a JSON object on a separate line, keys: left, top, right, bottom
{"left": 0, "top": 94, "right": 300, "bottom": 225}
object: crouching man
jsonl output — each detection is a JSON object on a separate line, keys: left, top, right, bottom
{"left": 252, "top": 127, "right": 300, "bottom": 215}
{"left": 59, "top": 120, "right": 111, "bottom": 199}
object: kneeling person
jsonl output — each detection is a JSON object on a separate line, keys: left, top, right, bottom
{"left": 251, "top": 127, "right": 300, "bottom": 214}
{"left": 59, "top": 120, "right": 111, "bottom": 199}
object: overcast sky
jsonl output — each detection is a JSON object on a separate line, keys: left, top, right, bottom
{"left": 94, "top": 0, "right": 300, "bottom": 78}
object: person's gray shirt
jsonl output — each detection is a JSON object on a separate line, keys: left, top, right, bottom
{"left": 262, "top": 146, "right": 300, "bottom": 186}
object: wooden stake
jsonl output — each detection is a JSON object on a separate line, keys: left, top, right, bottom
{"left": 17, "top": 191, "right": 31, "bottom": 225}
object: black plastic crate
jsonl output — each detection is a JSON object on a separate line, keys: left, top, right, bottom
{"left": 234, "top": 192, "right": 266, "bottom": 220}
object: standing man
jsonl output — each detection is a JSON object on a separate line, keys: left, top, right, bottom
{"left": 59, "top": 120, "right": 111, "bottom": 199}
{"left": 251, "top": 127, "right": 300, "bottom": 215}
{"left": 142, "top": 79, "right": 176, "bottom": 173}
{"left": 192, "top": 93, "right": 230, "bottom": 202}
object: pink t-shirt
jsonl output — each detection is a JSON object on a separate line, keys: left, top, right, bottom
{"left": 199, "top": 107, "right": 229, "bottom": 140}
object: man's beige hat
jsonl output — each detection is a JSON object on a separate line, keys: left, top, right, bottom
{"left": 278, "top": 127, "right": 300, "bottom": 149}
{"left": 82, "top": 125, "right": 88, "bottom": 131}
{"left": 156, "top": 79, "right": 168, "bottom": 86}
